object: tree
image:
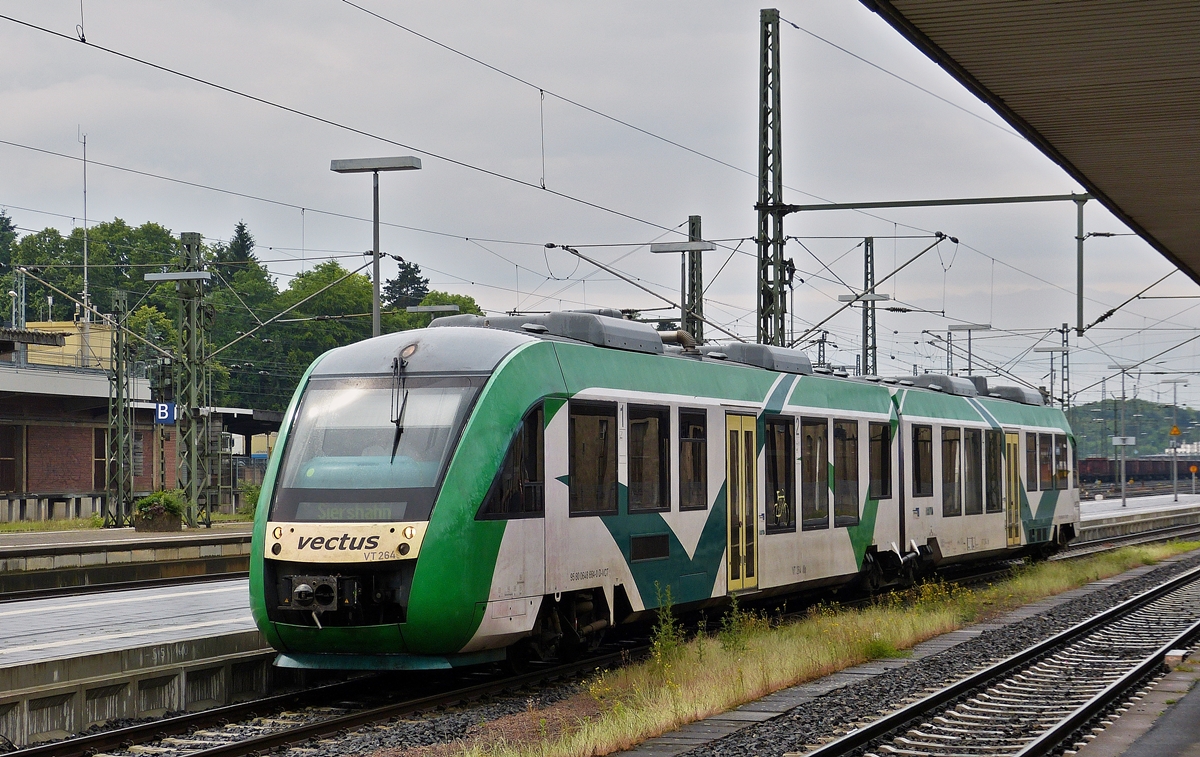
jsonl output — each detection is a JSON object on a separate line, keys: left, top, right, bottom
{"left": 0, "top": 210, "right": 15, "bottom": 271}
{"left": 212, "top": 221, "right": 255, "bottom": 286}
{"left": 382, "top": 260, "right": 429, "bottom": 309}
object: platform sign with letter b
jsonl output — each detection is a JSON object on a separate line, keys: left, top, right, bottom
{"left": 154, "top": 402, "right": 177, "bottom": 425}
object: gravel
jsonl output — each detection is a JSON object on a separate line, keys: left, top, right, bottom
{"left": 683, "top": 550, "right": 1200, "bottom": 757}
{"left": 292, "top": 678, "right": 583, "bottom": 757}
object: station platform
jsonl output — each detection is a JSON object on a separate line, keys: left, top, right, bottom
{"left": 1077, "top": 493, "right": 1200, "bottom": 545}
{"left": 0, "top": 522, "right": 252, "bottom": 595}
{"left": 0, "top": 577, "right": 272, "bottom": 746}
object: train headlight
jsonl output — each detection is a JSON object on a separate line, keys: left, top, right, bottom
{"left": 293, "top": 583, "right": 315, "bottom": 607}
{"left": 402, "top": 525, "right": 416, "bottom": 540}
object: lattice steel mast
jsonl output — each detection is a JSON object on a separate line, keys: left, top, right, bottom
{"left": 756, "top": 8, "right": 787, "bottom": 345}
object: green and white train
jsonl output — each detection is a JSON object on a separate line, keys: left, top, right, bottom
{"left": 249, "top": 310, "right": 1079, "bottom": 670}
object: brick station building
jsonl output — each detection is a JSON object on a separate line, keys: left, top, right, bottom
{"left": 0, "top": 321, "right": 280, "bottom": 522}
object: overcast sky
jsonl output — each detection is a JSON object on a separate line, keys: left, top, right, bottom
{"left": 2, "top": 1, "right": 1197, "bottom": 420}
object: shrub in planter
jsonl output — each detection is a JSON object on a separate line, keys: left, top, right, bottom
{"left": 133, "top": 490, "right": 186, "bottom": 532}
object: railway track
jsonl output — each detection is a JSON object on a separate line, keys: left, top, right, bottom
{"left": 5, "top": 645, "right": 639, "bottom": 757}
{"left": 793, "top": 563, "right": 1200, "bottom": 757}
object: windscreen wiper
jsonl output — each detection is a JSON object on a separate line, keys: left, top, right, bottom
{"left": 390, "top": 355, "right": 408, "bottom": 463}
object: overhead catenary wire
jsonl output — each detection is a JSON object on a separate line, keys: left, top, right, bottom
{"left": 0, "top": 14, "right": 709, "bottom": 244}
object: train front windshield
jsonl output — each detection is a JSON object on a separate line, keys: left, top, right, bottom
{"left": 270, "top": 375, "right": 482, "bottom": 522}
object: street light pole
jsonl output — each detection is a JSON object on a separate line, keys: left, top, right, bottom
{"left": 331, "top": 156, "right": 422, "bottom": 338}
{"left": 373, "top": 170, "right": 381, "bottom": 337}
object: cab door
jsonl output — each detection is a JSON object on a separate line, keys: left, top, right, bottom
{"left": 726, "top": 413, "right": 758, "bottom": 592}
{"left": 1004, "top": 432, "right": 1022, "bottom": 547}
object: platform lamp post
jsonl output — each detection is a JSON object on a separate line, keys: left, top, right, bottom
{"left": 331, "top": 156, "right": 422, "bottom": 338}
{"left": 649, "top": 239, "right": 715, "bottom": 340}
{"left": 1162, "top": 378, "right": 1188, "bottom": 502}
{"left": 946, "top": 324, "right": 991, "bottom": 376}
{"left": 1108, "top": 363, "right": 1138, "bottom": 508}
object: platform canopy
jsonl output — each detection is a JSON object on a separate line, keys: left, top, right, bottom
{"left": 860, "top": 0, "right": 1200, "bottom": 282}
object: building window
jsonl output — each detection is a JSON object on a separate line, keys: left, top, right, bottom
{"left": 942, "top": 427, "right": 962, "bottom": 517}
{"left": 868, "top": 422, "right": 891, "bottom": 500}
{"left": 765, "top": 416, "right": 795, "bottom": 532}
{"left": 963, "top": 428, "right": 983, "bottom": 515}
{"left": 679, "top": 409, "right": 707, "bottom": 510}
{"left": 1054, "top": 434, "right": 1069, "bottom": 490}
{"left": 133, "top": 432, "right": 145, "bottom": 478}
{"left": 1026, "top": 432, "right": 1039, "bottom": 491}
{"left": 569, "top": 401, "right": 618, "bottom": 515}
{"left": 912, "top": 424, "right": 933, "bottom": 498}
{"left": 0, "top": 425, "right": 17, "bottom": 492}
{"left": 478, "top": 404, "right": 544, "bottom": 519}
{"left": 801, "top": 417, "right": 829, "bottom": 530}
{"left": 628, "top": 404, "right": 670, "bottom": 512}
{"left": 1039, "top": 432, "right": 1053, "bottom": 490}
{"left": 985, "top": 430, "right": 1003, "bottom": 513}
{"left": 833, "top": 420, "right": 859, "bottom": 527}
{"left": 93, "top": 428, "right": 107, "bottom": 491}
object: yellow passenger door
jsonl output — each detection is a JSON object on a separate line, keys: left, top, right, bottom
{"left": 1005, "top": 432, "right": 1021, "bottom": 547}
{"left": 726, "top": 414, "right": 758, "bottom": 592}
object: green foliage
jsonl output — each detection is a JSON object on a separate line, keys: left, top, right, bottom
{"left": 0, "top": 210, "right": 15, "bottom": 271}
{"left": 383, "top": 259, "right": 429, "bottom": 309}
{"left": 239, "top": 481, "right": 262, "bottom": 515}
{"left": 8, "top": 217, "right": 478, "bottom": 411}
{"left": 650, "top": 583, "right": 685, "bottom": 666}
{"left": 134, "top": 489, "right": 185, "bottom": 518}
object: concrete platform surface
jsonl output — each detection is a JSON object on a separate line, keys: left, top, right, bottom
{"left": 1081, "top": 492, "right": 1200, "bottom": 519}
{"left": 0, "top": 578, "right": 254, "bottom": 666}
{"left": 0, "top": 521, "right": 252, "bottom": 551}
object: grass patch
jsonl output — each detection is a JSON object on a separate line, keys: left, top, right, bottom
{"left": 439, "top": 541, "right": 1200, "bottom": 757}
{"left": 0, "top": 515, "right": 104, "bottom": 533}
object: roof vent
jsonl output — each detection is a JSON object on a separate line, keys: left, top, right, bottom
{"left": 813, "top": 366, "right": 833, "bottom": 375}
{"left": 433, "top": 310, "right": 663, "bottom": 355}
{"left": 989, "top": 385, "right": 1045, "bottom": 406}
{"left": 966, "top": 376, "right": 989, "bottom": 395}
{"left": 706, "top": 351, "right": 728, "bottom": 361}
{"left": 898, "top": 379, "right": 914, "bottom": 387}
{"left": 429, "top": 314, "right": 487, "bottom": 328}
{"left": 910, "top": 374, "right": 978, "bottom": 397}
{"left": 881, "top": 377, "right": 898, "bottom": 384}
{"left": 699, "top": 343, "right": 812, "bottom": 375}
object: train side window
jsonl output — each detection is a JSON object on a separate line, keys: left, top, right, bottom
{"left": 1071, "top": 437, "right": 1079, "bottom": 491}
{"left": 912, "top": 424, "right": 934, "bottom": 498}
{"left": 1039, "top": 433, "right": 1054, "bottom": 490}
{"left": 963, "top": 428, "right": 983, "bottom": 515}
{"left": 834, "top": 420, "right": 859, "bottom": 527}
{"left": 478, "top": 404, "right": 544, "bottom": 519}
{"left": 985, "top": 430, "right": 1003, "bottom": 513}
{"left": 765, "top": 416, "right": 796, "bottom": 533}
{"left": 868, "top": 422, "right": 892, "bottom": 500}
{"left": 1026, "top": 432, "right": 1039, "bottom": 491}
{"left": 1054, "top": 434, "right": 1069, "bottom": 490}
{"left": 569, "top": 401, "right": 619, "bottom": 516}
{"left": 679, "top": 408, "right": 707, "bottom": 510}
{"left": 942, "top": 427, "right": 962, "bottom": 517}
{"left": 628, "top": 404, "right": 670, "bottom": 512}
{"left": 801, "top": 417, "right": 830, "bottom": 530}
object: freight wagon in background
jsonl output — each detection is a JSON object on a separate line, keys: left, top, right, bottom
{"left": 1078, "top": 456, "right": 1200, "bottom": 485}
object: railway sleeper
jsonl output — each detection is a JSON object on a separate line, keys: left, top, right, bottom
{"left": 918, "top": 723, "right": 1007, "bottom": 736}
{"left": 906, "top": 729, "right": 1024, "bottom": 743}
{"left": 895, "top": 735, "right": 1032, "bottom": 751}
